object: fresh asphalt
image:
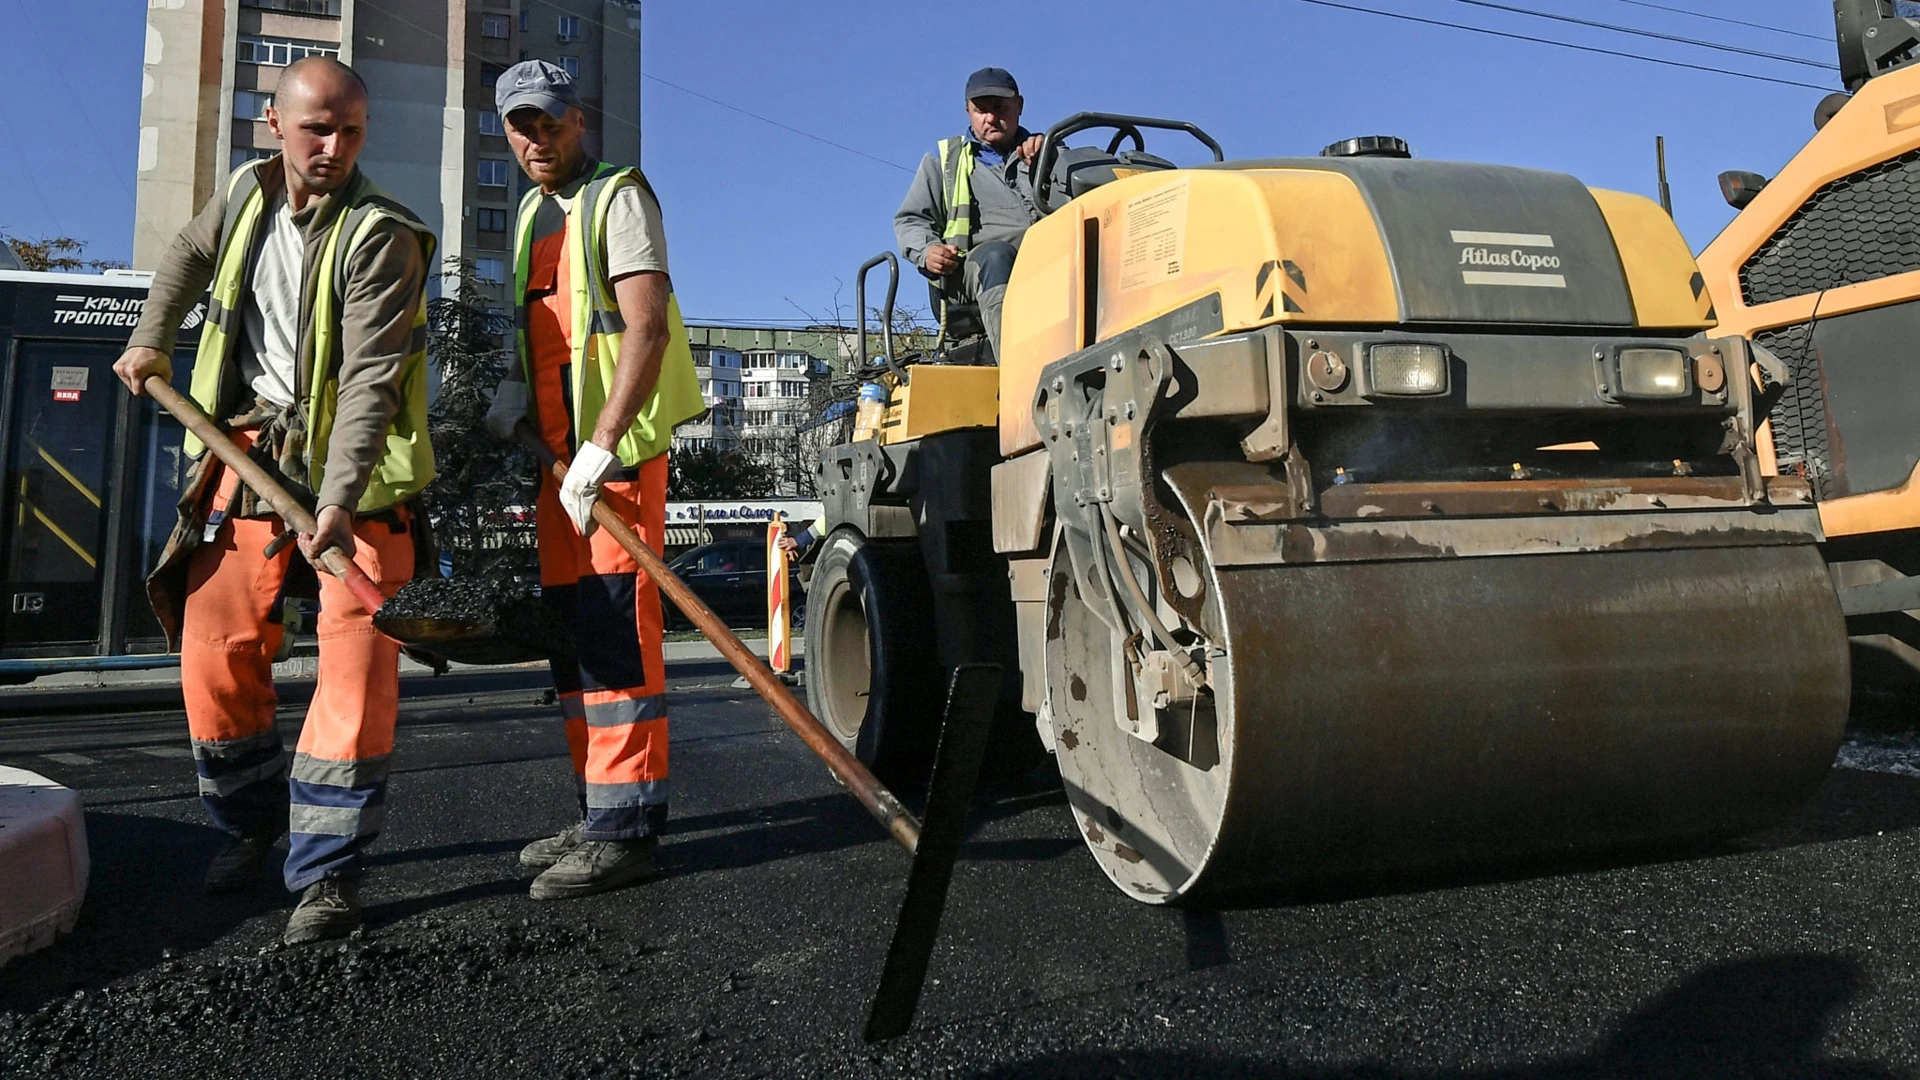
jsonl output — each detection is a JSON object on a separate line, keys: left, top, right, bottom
{"left": 3, "top": 660, "right": 1920, "bottom": 1079}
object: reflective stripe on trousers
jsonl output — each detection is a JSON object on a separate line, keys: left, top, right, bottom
{"left": 179, "top": 442, "right": 414, "bottom": 890}
{"left": 537, "top": 453, "right": 670, "bottom": 841}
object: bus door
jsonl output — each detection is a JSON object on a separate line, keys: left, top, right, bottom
{"left": 1, "top": 340, "right": 121, "bottom": 649}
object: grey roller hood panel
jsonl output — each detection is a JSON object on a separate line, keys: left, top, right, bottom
{"left": 1208, "top": 157, "right": 1638, "bottom": 327}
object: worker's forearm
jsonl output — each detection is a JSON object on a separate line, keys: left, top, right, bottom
{"left": 589, "top": 322, "right": 668, "bottom": 451}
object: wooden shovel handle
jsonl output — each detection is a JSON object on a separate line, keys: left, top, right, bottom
{"left": 535, "top": 438, "right": 921, "bottom": 852}
{"left": 144, "top": 376, "right": 391, "bottom": 617}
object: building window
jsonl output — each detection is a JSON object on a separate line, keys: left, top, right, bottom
{"left": 481, "top": 13, "right": 510, "bottom": 38}
{"left": 236, "top": 34, "right": 338, "bottom": 67}
{"left": 558, "top": 56, "right": 580, "bottom": 78}
{"left": 557, "top": 15, "right": 582, "bottom": 40}
{"left": 478, "top": 159, "right": 510, "bottom": 187}
{"left": 481, "top": 63, "right": 506, "bottom": 87}
{"left": 474, "top": 257, "right": 506, "bottom": 284}
{"left": 242, "top": 0, "right": 342, "bottom": 15}
{"left": 234, "top": 90, "right": 275, "bottom": 121}
{"left": 477, "top": 110, "right": 504, "bottom": 136}
{"left": 230, "top": 146, "right": 275, "bottom": 170}
{"left": 519, "top": 10, "right": 529, "bottom": 32}
{"left": 475, "top": 207, "right": 510, "bottom": 232}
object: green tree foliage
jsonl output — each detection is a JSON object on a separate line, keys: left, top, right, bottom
{"left": 669, "top": 445, "right": 777, "bottom": 500}
{"left": 2, "top": 233, "right": 124, "bottom": 273}
{"left": 418, "top": 258, "right": 541, "bottom": 581}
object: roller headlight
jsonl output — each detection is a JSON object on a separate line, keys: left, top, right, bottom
{"left": 1364, "top": 343, "right": 1449, "bottom": 397}
{"left": 1613, "top": 347, "right": 1691, "bottom": 399}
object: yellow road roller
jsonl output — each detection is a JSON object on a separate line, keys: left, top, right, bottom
{"left": 807, "top": 114, "right": 1851, "bottom": 903}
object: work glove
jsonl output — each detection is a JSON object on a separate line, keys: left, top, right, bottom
{"left": 560, "top": 440, "right": 619, "bottom": 537}
{"left": 483, "top": 379, "right": 529, "bottom": 441}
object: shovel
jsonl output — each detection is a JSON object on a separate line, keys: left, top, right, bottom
{"left": 145, "top": 376, "right": 395, "bottom": 617}
{"left": 526, "top": 436, "right": 998, "bottom": 1041}
{"left": 146, "top": 377, "right": 563, "bottom": 665}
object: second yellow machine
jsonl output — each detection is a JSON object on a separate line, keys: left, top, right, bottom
{"left": 807, "top": 116, "right": 1851, "bottom": 903}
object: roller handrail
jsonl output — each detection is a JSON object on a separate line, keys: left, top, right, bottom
{"left": 855, "top": 251, "right": 904, "bottom": 381}
{"left": 1033, "top": 112, "right": 1225, "bottom": 211}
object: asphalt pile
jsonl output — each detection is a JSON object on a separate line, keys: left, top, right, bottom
{"left": 0, "top": 920, "right": 593, "bottom": 1077}
{"left": 376, "top": 576, "right": 574, "bottom": 664}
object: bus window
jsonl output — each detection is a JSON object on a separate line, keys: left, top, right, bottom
{"left": 2, "top": 341, "right": 118, "bottom": 648}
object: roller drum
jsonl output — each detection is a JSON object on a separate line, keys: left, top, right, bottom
{"left": 1046, "top": 543, "right": 1850, "bottom": 903}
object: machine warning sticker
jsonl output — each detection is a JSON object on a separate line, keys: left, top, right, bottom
{"left": 1119, "top": 178, "right": 1191, "bottom": 291}
{"left": 1450, "top": 230, "right": 1566, "bottom": 289}
{"left": 51, "top": 366, "right": 88, "bottom": 401}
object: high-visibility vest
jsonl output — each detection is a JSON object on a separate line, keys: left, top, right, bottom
{"left": 937, "top": 136, "right": 978, "bottom": 252}
{"left": 185, "top": 159, "right": 438, "bottom": 513}
{"left": 511, "top": 160, "right": 704, "bottom": 467}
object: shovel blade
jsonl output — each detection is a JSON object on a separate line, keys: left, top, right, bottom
{"left": 862, "top": 663, "right": 1003, "bottom": 1043}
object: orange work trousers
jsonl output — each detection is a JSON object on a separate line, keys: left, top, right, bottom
{"left": 536, "top": 452, "right": 670, "bottom": 840}
{"left": 180, "top": 444, "right": 414, "bottom": 891}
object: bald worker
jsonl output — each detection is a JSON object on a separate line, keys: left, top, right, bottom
{"left": 115, "top": 57, "right": 437, "bottom": 944}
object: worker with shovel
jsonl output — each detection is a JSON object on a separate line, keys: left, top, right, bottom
{"left": 112, "top": 57, "right": 436, "bottom": 944}
{"left": 481, "top": 60, "right": 705, "bottom": 900}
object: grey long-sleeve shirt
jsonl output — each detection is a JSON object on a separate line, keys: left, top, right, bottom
{"left": 893, "top": 129, "right": 1042, "bottom": 274}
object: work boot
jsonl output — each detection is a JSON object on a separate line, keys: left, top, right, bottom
{"left": 518, "top": 820, "right": 587, "bottom": 873}
{"left": 528, "top": 838, "right": 657, "bottom": 900}
{"left": 204, "top": 821, "right": 286, "bottom": 894}
{"left": 283, "top": 877, "right": 361, "bottom": 945}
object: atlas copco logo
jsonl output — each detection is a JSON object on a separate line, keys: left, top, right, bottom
{"left": 1457, "top": 247, "right": 1562, "bottom": 272}
{"left": 1449, "top": 230, "right": 1567, "bottom": 289}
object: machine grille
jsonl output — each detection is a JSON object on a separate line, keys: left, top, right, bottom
{"left": 1740, "top": 148, "right": 1920, "bottom": 306}
{"left": 1754, "top": 321, "right": 1839, "bottom": 499}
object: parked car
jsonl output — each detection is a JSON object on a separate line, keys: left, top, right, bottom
{"left": 663, "top": 538, "right": 804, "bottom": 631}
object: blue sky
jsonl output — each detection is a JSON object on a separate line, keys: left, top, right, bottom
{"left": 0, "top": 1, "right": 1845, "bottom": 325}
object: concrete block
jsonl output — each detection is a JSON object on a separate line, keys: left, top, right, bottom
{"left": 0, "top": 767, "right": 89, "bottom": 967}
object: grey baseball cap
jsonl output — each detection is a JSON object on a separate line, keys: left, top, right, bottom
{"left": 495, "top": 59, "right": 579, "bottom": 119}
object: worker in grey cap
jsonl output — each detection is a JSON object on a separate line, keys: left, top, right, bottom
{"left": 481, "top": 58, "right": 706, "bottom": 902}
{"left": 894, "top": 67, "right": 1047, "bottom": 362}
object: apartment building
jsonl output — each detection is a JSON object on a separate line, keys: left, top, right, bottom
{"left": 676, "top": 326, "right": 838, "bottom": 494}
{"left": 133, "top": 0, "right": 643, "bottom": 288}
{"left": 678, "top": 343, "right": 743, "bottom": 454}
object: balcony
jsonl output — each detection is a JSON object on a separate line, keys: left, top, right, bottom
{"left": 242, "top": 0, "right": 341, "bottom": 16}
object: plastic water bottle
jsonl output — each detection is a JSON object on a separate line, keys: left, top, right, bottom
{"left": 854, "top": 382, "right": 889, "bottom": 441}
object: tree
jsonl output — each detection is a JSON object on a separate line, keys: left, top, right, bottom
{"left": 417, "top": 257, "right": 541, "bottom": 581}
{"left": 2, "top": 232, "right": 124, "bottom": 273}
{"left": 669, "top": 445, "right": 777, "bottom": 500}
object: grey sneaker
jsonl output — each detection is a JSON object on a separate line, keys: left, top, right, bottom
{"left": 518, "top": 821, "right": 587, "bottom": 873}
{"left": 528, "top": 838, "right": 657, "bottom": 900}
{"left": 283, "top": 877, "right": 362, "bottom": 944}
{"left": 204, "top": 822, "right": 285, "bottom": 894}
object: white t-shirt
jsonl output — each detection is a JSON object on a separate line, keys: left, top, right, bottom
{"left": 539, "top": 182, "right": 669, "bottom": 279}
{"left": 241, "top": 193, "right": 303, "bottom": 407}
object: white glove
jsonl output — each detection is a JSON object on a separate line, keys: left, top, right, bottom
{"left": 484, "top": 379, "right": 529, "bottom": 441}
{"left": 560, "top": 440, "right": 619, "bottom": 536}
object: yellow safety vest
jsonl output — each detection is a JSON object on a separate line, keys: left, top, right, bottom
{"left": 937, "top": 137, "right": 977, "bottom": 251}
{"left": 512, "top": 161, "right": 703, "bottom": 467}
{"left": 185, "top": 159, "right": 437, "bottom": 512}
